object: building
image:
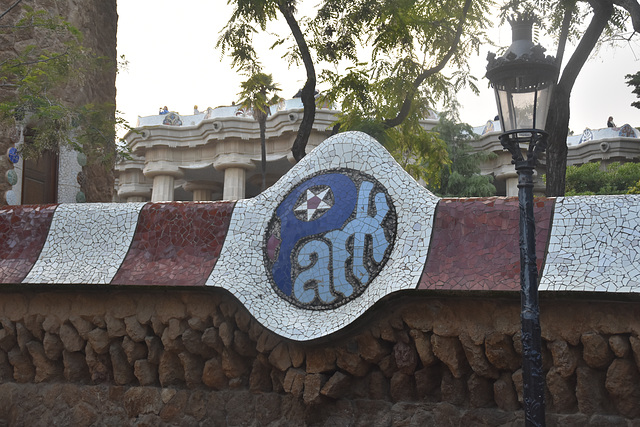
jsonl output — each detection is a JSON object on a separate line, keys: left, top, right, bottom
{"left": 117, "top": 99, "right": 338, "bottom": 202}
{"left": 118, "top": 105, "right": 640, "bottom": 200}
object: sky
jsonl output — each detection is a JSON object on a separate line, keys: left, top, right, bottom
{"left": 116, "top": 0, "right": 640, "bottom": 138}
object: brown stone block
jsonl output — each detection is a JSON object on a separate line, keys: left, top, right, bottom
{"left": 378, "top": 354, "right": 397, "bottom": 378}
{"left": 202, "top": 357, "right": 227, "bottom": 389}
{"left": 269, "top": 342, "right": 292, "bottom": 372}
{"left": 179, "top": 351, "right": 204, "bottom": 388}
{"left": 85, "top": 342, "right": 111, "bottom": 384}
{"left": 493, "top": 372, "right": 520, "bottom": 412}
{"left": 106, "top": 294, "right": 137, "bottom": 319}
{"left": 0, "top": 350, "right": 12, "bottom": 381}
{"left": 357, "top": 331, "right": 388, "bottom": 364}
{"left": 105, "top": 314, "right": 126, "bottom": 338}
{"left": 249, "top": 355, "right": 272, "bottom": 393}
{"left": 283, "top": 368, "right": 305, "bottom": 397}
{"left": 233, "top": 330, "right": 256, "bottom": 358}
{"left": 548, "top": 339, "right": 579, "bottom": 378}
{"left": 160, "top": 389, "right": 188, "bottom": 422}
{"left": 321, "top": 371, "right": 351, "bottom": 399}
{"left": 410, "top": 330, "right": 437, "bottom": 367}
{"left": 468, "top": 373, "right": 494, "bottom": 408}
{"left": 576, "top": 366, "right": 609, "bottom": 415}
{"left": 431, "top": 334, "right": 469, "bottom": 378}
{"left": 59, "top": 323, "right": 85, "bottom": 353}
{"left": 23, "top": 314, "right": 44, "bottom": 340}
{"left": 158, "top": 351, "right": 184, "bottom": 387}
{"left": 605, "top": 359, "right": 640, "bottom": 418}
{"left": 26, "top": 341, "right": 62, "bottom": 382}
{"left": 304, "top": 373, "right": 328, "bottom": 405}
{"left": 485, "top": 332, "right": 520, "bottom": 371}
{"left": 15, "top": 322, "right": 34, "bottom": 352}
{"left": 134, "top": 359, "right": 158, "bottom": 386}
{"left": 145, "top": 335, "right": 163, "bottom": 365}
{"left": 187, "top": 316, "right": 209, "bottom": 332}
{"left": 235, "top": 308, "right": 251, "bottom": 333}
{"left": 546, "top": 366, "right": 577, "bottom": 413}
{"left": 256, "top": 330, "right": 280, "bottom": 353}
{"left": 441, "top": 370, "right": 466, "bottom": 405}
{"left": 201, "top": 327, "right": 223, "bottom": 353}
{"left": 69, "top": 316, "right": 93, "bottom": 340}
{"left": 86, "top": 327, "right": 110, "bottom": 354}
{"left": 71, "top": 402, "right": 98, "bottom": 427}
{"left": 42, "top": 316, "right": 61, "bottom": 334}
{"left": 8, "top": 347, "right": 34, "bottom": 383}
{"left": 305, "top": 347, "right": 336, "bottom": 374}
{"left": 460, "top": 333, "right": 499, "bottom": 379}
{"left": 43, "top": 331, "right": 64, "bottom": 360}
{"left": 336, "top": 347, "right": 371, "bottom": 377}
{"left": 609, "top": 335, "right": 630, "bottom": 359}
{"left": 582, "top": 332, "right": 614, "bottom": 369}
{"left": 288, "top": 342, "right": 305, "bottom": 368}
{"left": 389, "top": 371, "right": 416, "bottom": 402}
{"left": 122, "top": 335, "right": 147, "bottom": 364}
{"left": 110, "top": 341, "right": 134, "bottom": 386}
{"left": 63, "top": 350, "right": 89, "bottom": 383}
{"left": 123, "top": 387, "right": 163, "bottom": 417}
{"left": 415, "top": 365, "right": 441, "bottom": 399}
{"left": 222, "top": 347, "right": 249, "bottom": 379}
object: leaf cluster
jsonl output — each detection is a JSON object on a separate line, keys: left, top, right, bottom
{"left": 237, "top": 72, "right": 282, "bottom": 120}
{"left": 626, "top": 71, "right": 640, "bottom": 109}
{"left": 431, "top": 115, "right": 496, "bottom": 197}
{"left": 0, "top": 5, "right": 118, "bottom": 165}
{"left": 564, "top": 161, "right": 640, "bottom": 195}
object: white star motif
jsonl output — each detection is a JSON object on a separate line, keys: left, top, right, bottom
{"left": 294, "top": 187, "right": 333, "bottom": 221}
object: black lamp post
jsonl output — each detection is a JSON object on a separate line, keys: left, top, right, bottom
{"left": 486, "top": 14, "right": 559, "bottom": 427}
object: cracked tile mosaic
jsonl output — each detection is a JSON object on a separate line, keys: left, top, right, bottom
{"left": 540, "top": 195, "right": 640, "bottom": 292}
{"left": 23, "top": 203, "right": 146, "bottom": 284}
{"left": 2, "top": 131, "right": 640, "bottom": 342}
{"left": 207, "top": 131, "right": 439, "bottom": 340}
{"left": 420, "top": 197, "right": 554, "bottom": 291}
{"left": 111, "top": 201, "right": 235, "bottom": 286}
{"left": 0, "top": 204, "right": 56, "bottom": 283}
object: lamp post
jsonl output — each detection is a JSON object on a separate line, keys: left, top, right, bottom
{"left": 486, "top": 14, "right": 559, "bottom": 427}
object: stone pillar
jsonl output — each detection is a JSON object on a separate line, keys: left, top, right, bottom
{"left": 143, "top": 147, "right": 184, "bottom": 202}
{"left": 183, "top": 181, "right": 221, "bottom": 202}
{"left": 214, "top": 158, "right": 255, "bottom": 201}
{"left": 505, "top": 174, "right": 519, "bottom": 197}
{"left": 127, "top": 196, "right": 147, "bottom": 203}
{"left": 151, "top": 175, "right": 175, "bottom": 202}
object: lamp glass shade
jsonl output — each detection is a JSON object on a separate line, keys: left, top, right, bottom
{"left": 491, "top": 65, "right": 555, "bottom": 133}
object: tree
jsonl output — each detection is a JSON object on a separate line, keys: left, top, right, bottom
{"left": 564, "top": 161, "right": 640, "bottom": 195}
{"left": 502, "top": 0, "right": 640, "bottom": 196}
{"left": 432, "top": 115, "right": 496, "bottom": 197}
{"left": 217, "top": 0, "right": 316, "bottom": 162}
{"left": 0, "top": 2, "right": 118, "bottom": 166}
{"left": 625, "top": 70, "right": 640, "bottom": 109}
{"left": 237, "top": 72, "right": 281, "bottom": 191}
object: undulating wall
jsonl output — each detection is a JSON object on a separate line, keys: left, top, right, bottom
{"left": 2, "top": 132, "right": 640, "bottom": 425}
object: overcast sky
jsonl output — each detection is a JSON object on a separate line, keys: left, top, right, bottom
{"left": 116, "top": 0, "right": 640, "bottom": 137}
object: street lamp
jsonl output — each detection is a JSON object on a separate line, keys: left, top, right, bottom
{"left": 486, "top": 13, "right": 559, "bottom": 427}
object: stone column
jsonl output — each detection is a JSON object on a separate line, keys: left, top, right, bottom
{"left": 150, "top": 175, "right": 176, "bottom": 202}
{"left": 214, "top": 158, "right": 255, "bottom": 201}
{"left": 127, "top": 196, "right": 147, "bottom": 203}
{"left": 183, "top": 181, "right": 221, "bottom": 202}
{"left": 505, "top": 173, "right": 519, "bottom": 197}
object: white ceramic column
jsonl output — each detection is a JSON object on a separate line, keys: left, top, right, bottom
{"left": 151, "top": 175, "right": 175, "bottom": 202}
{"left": 127, "top": 196, "right": 147, "bottom": 203}
{"left": 214, "top": 157, "right": 255, "bottom": 201}
{"left": 183, "top": 181, "right": 220, "bottom": 201}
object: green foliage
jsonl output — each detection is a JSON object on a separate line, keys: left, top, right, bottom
{"left": 315, "top": 0, "right": 492, "bottom": 120}
{"left": 0, "top": 4, "right": 118, "bottom": 164}
{"left": 564, "top": 162, "right": 640, "bottom": 195}
{"left": 626, "top": 71, "right": 640, "bottom": 110}
{"left": 431, "top": 115, "right": 496, "bottom": 197}
{"left": 237, "top": 72, "right": 281, "bottom": 118}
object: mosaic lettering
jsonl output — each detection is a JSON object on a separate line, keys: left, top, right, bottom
{"left": 264, "top": 170, "right": 397, "bottom": 310}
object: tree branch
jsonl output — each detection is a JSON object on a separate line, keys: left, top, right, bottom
{"left": 278, "top": 1, "right": 317, "bottom": 161}
{"left": 0, "top": 0, "right": 23, "bottom": 22}
{"left": 383, "top": 0, "right": 472, "bottom": 129}
{"left": 555, "top": 1, "right": 575, "bottom": 67}
{"left": 558, "top": 0, "right": 613, "bottom": 93}
{"left": 612, "top": 0, "right": 640, "bottom": 32}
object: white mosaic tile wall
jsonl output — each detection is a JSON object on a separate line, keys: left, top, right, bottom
{"left": 540, "top": 195, "right": 640, "bottom": 292}
{"left": 207, "top": 131, "right": 439, "bottom": 341}
{"left": 24, "top": 203, "right": 146, "bottom": 284}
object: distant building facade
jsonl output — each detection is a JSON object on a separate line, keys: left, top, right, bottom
{"left": 117, "top": 105, "right": 640, "bottom": 201}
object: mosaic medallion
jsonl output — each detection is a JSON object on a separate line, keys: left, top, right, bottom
{"left": 264, "top": 169, "right": 397, "bottom": 310}
{"left": 162, "top": 112, "right": 182, "bottom": 126}
{"left": 7, "top": 147, "right": 19, "bottom": 164}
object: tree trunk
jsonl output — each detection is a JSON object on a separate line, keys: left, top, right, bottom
{"left": 259, "top": 117, "right": 267, "bottom": 192}
{"left": 278, "top": 1, "right": 316, "bottom": 162}
{"left": 544, "top": 85, "right": 570, "bottom": 196}
{"left": 544, "top": 0, "right": 613, "bottom": 196}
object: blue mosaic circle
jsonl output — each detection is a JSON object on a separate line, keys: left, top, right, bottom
{"left": 7, "top": 147, "right": 19, "bottom": 164}
{"left": 264, "top": 169, "right": 397, "bottom": 310}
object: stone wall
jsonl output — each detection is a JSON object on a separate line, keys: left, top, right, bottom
{"left": 1, "top": 288, "right": 639, "bottom": 426}
{"left": 0, "top": 0, "right": 117, "bottom": 204}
